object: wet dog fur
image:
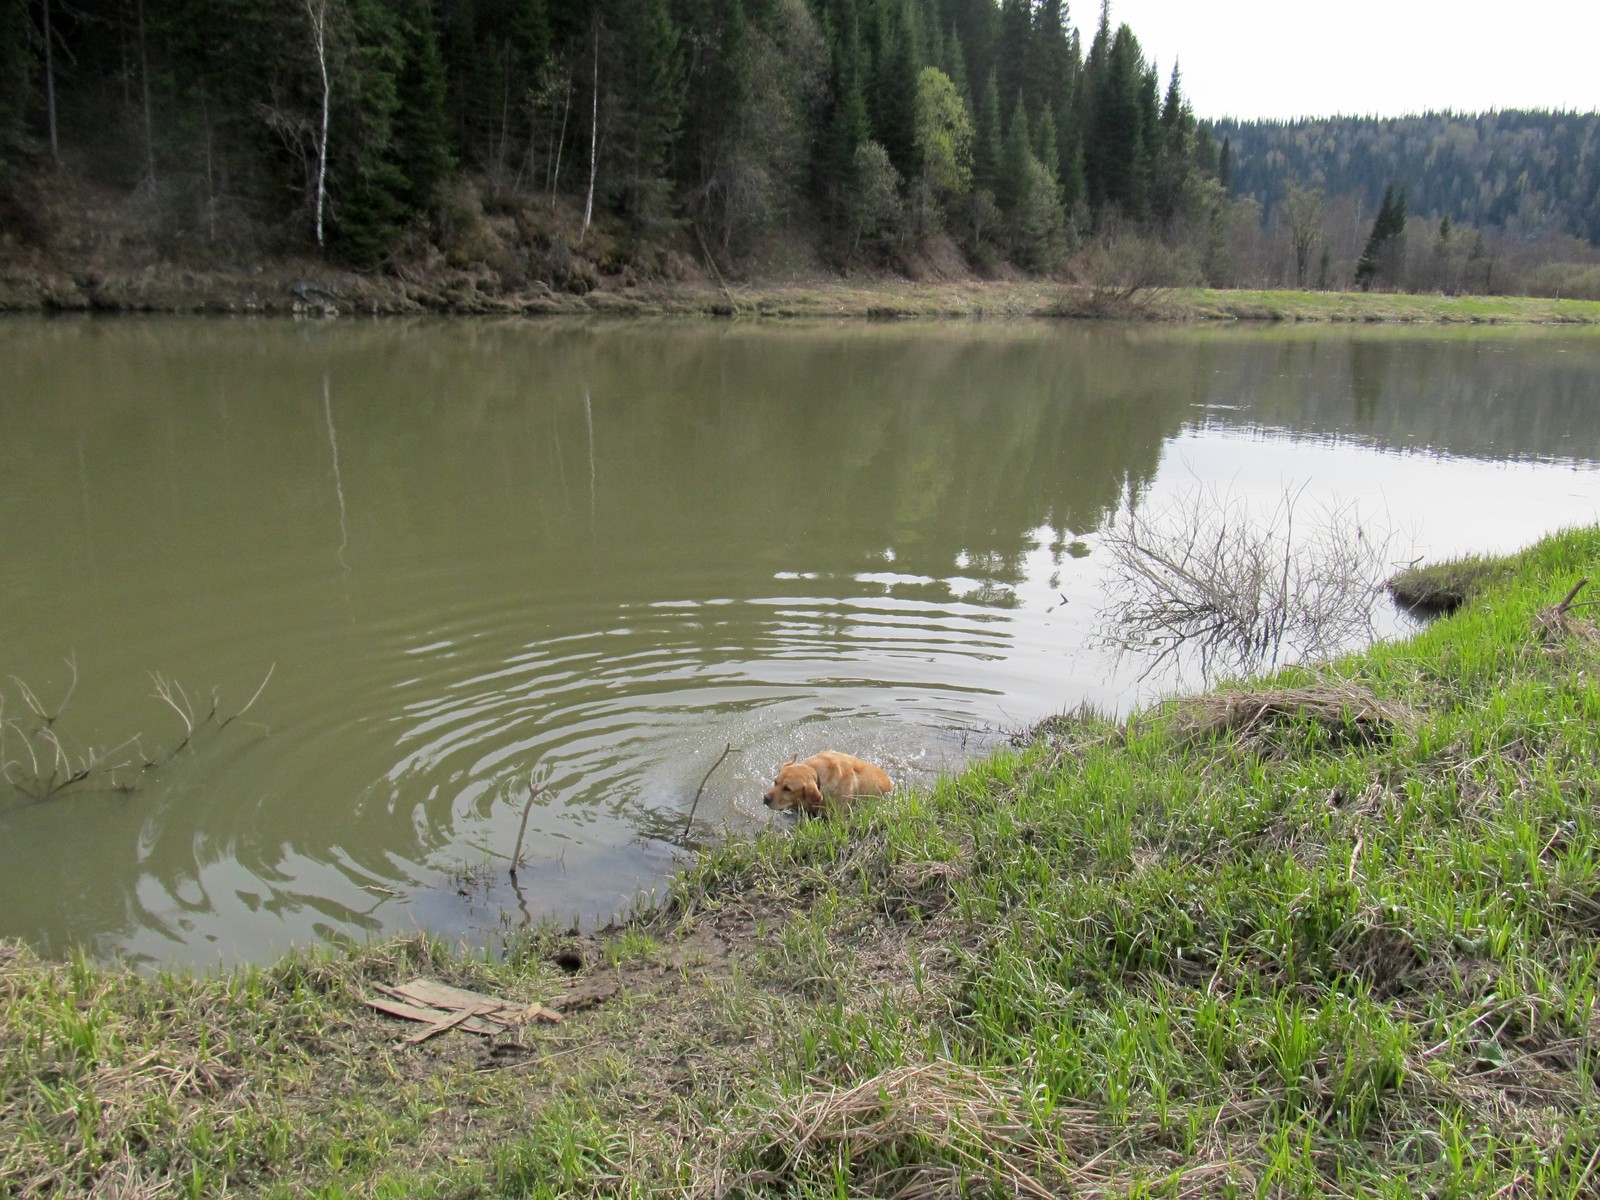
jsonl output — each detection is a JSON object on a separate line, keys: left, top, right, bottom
{"left": 762, "top": 751, "right": 893, "bottom": 817}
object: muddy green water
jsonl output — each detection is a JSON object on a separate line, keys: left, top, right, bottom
{"left": 2, "top": 318, "right": 1598, "bottom": 965}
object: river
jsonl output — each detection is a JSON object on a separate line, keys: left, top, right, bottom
{"left": 2, "top": 317, "right": 1597, "bottom": 965}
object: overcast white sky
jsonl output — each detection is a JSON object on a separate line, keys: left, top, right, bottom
{"left": 1070, "top": 1, "right": 1600, "bottom": 121}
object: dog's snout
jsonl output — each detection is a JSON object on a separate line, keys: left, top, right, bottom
{"left": 761, "top": 793, "right": 773, "bottom": 807}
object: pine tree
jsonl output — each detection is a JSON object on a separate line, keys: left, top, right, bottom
{"left": 1355, "top": 183, "right": 1407, "bottom": 290}
{"left": 1087, "top": 23, "right": 1148, "bottom": 220}
{"left": 943, "top": 26, "right": 969, "bottom": 109}
{"left": 995, "top": 0, "right": 1031, "bottom": 123}
{"left": 608, "top": 0, "right": 682, "bottom": 225}
{"left": 972, "top": 68, "right": 1002, "bottom": 193}
{"left": 818, "top": 0, "right": 872, "bottom": 212}
{"left": 390, "top": 0, "right": 454, "bottom": 211}
{"left": 999, "top": 93, "right": 1031, "bottom": 214}
{"left": 869, "top": 0, "right": 921, "bottom": 182}
{"left": 0, "top": 0, "right": 35, "bottom": 166}
{"left": 1034, "top": 105, "right": 1060, "bottom": 185}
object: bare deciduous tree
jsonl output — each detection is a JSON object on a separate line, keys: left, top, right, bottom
{"left": 1282, "top": 181, "right": 1324, "bottom": 288}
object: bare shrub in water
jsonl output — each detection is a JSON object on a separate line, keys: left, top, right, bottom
{"left": 1101, "top": 486, "right": 1400, "bottom": 680}
{"left": 1, "top": 660, "right": 272, "bottom": 803}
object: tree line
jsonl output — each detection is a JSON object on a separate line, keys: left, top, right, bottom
{"left": 1212, "top": 110, "right": 1600, "bottom": 248}
{"left": 0, "top": 0, "right": 1230, "bottom": 269}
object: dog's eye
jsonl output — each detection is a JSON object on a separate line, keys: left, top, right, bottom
{"left": 781, "top": 785, "right": 791, "bottom": 792}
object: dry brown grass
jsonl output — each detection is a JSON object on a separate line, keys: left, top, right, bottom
{"left": 1164, "top": 682, "right": 1415, "bottom": 752}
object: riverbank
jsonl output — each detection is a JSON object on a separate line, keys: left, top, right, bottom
{"left": 5, "top": 526, "right": 1599, "bottom": 1197}
{"left": 4, "top": 256, "right": 1600, "bottom": 324}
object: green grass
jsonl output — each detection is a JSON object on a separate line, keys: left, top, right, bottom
{"left": 1387, "top": 554, "right": 1511, "bottom": 614}
{"left": 1154, "top": 287, "right": 1600, "bottom": 324}
{"left": 6, "top": 526, "right": 1600, "bottom": 1197}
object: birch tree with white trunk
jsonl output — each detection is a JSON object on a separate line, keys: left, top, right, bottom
{"left": 304, "top": 0, "right": 332, "bottom": 249}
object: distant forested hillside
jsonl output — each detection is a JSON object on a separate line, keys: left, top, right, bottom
{"left": 0, "top": 0, "right": 1229, "bottom": 274}
{"left": 1211, "top": 111, "right": 1600, "bottom": 246}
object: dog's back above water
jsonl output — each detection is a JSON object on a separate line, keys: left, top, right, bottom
{"left": 762, "top": 751, "right": 893, "bottom": 816}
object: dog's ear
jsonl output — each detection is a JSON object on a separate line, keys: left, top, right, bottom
{"left": 802, "top": 779, "right": 824, "bottom": 809}
{"left": 784, "top": 754, "right": 797, "bottom": 766}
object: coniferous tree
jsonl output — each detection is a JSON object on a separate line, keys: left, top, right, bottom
{"left": 1355, "top": 183, "right": 1407, "bottom": 290}
{"left": 0, "top": 0, "right": 36, "bottom": 168}
{"left": 869, "top": 0, "right": 921, "bottom": 183}
{"left": 389, "top": 0, "right": 454, "bottom": 211}
{"left": 942, "top": 25, "right": 969, "bottom": 108}
{"left": 606, "top": 0, "right": 681, "bottom": 225}
{"left": 1087, "top": 23, "right": 1148, "bottom": 220}
{"left": 1150, "top": 61, "right": 1191, "bottom": 227}
{"left": 999, "top": 92, "right": 1031, "bottom": 215}
{"left": 971, "top": 68, "right": 1002, "bottom": 193}
{"left": 995, "top": 0, "right": 1031, "bottom": 124}
{"left": 816, "top": 0, "right": 872, "bottom": 219}
{"left": 1034, "top": 105, "right": 1060, "bottom": 185}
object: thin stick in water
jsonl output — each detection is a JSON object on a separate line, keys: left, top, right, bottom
{"left": 509, "top": 770, "right": 549, "bottom": 881}
{"left": 683, "top": 743, "right": 738, "bottom": 842}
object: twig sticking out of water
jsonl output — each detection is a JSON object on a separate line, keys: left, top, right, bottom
{"left": 9, "top": 653, "right": 78, "bottom": 725}
{"left": 683, "top": 743, "right": 739, "bottom": 842}
{"left": 1, "top": 662, "right": 274, "bottom": 803}
{"left": 509, "top": 769, "right": 550, "bottom": 882}
{"left": 150, "top": 664, "right": 275, "bottom": 759}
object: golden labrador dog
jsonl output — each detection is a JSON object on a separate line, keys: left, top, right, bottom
{"left": 762, "top": 751, "right": 893, "bottom": 816}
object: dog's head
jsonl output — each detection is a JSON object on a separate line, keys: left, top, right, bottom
{"left": 762, "top": 759, "right": 821, "bottom": 812}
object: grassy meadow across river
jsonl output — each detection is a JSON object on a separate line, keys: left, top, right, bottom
{"left": 4, "top": 523, "right": 1600, "bottom": 1197}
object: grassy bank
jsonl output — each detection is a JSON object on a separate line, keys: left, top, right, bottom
{"left": 5, "top": 527, "right": 1600, "bottom": 1197}
{"left": 5, "top": 258, "right": 1600, "bottom": 325}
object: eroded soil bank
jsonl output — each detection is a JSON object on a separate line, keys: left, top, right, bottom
{"left": 6, "top": 258, "right": 1600, "bottom": 322}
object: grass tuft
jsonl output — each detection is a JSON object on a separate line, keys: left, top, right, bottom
{"left": 1387, "top": 554, "right": 1505, "bottom": 614}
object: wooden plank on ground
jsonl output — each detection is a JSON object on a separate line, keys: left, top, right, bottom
{"left": 367, "top": 979, "right": 564, "bottom": 1038}
{"left": 405, "top": 1003, "right": 493, "bottom": 1044}
{"left": 366, "top": 990, "right": 505, "bottom": 1037}
{"left": 390, "top": 979, "right": 518, "bottom": 1017}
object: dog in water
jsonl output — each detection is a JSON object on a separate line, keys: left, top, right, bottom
{"left": 762, "top": 751, "right": 893, "bottom": 817}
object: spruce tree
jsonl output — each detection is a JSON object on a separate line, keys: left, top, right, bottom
{"left": 999, "top": 93, "right": 1032, "bottom": 215}
{"left": 389, "top": 0, "right": 454, "bottom": 211}
{"left": 0, "top": 0, "right": 34, "bottom": 166}
{"left": 1034, "top": 106, "right": 1059, "bottom": 183}
{"left": 609, "top": 0, "right": 682, "bottom": 225}
{"left": 972, "top": 69, "right": 1002, "bottom": 193}
{"left": 1355, "top": 183, "right": 1408, "bottom": 290}
{"left": 1087, "top": 24, "right": 1149, "bottom": 220}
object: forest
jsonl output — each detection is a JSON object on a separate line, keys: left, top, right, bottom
{"left": 0, "top": 0, "right": 1230, "bottom": 277}
{"left": 1214, "top": 111, "right": 1600, "bottom": 248}
{"left": 1, "top": 0, "right": 1597, "bottom": 297}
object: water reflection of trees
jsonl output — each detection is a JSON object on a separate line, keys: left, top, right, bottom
{"left": 3, "top": 320, "right": 1596, "bottom": 958}
{"left": 1175, "top": 329, "right": 1600, "bottom": 462}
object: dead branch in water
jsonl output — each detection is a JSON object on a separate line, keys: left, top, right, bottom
{"left": 683, "top": 742, "right": 739, "bottom": 842}
{"left": 508, "top": 768, "right": 550, "bottom": 882}
{"left": 0, "top": 662, "right": 274, "bottom": 804}
{"left": 1100, "top": 486, "right": 1401, "bottom": 681}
